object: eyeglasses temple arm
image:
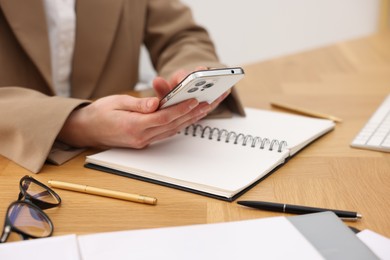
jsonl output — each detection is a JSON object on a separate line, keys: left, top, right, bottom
{"left": 0, "top": 225, "right": 11, "bottom": 243}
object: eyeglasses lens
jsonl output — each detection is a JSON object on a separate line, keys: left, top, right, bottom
{"left": 8, "top": 203, "right": 51, "bottom": 237}
{"left": 22, "top": 179, "right": 60, "bottom": 204}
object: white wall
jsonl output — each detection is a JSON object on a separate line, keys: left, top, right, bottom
{"left": 139, "top": 0, "right": 380, "bottom": 84}
{"left": 182, "top": 0, "right": 380, "bottom": 66}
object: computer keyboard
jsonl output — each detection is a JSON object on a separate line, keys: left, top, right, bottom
{"left": 351, "top": 95, "right": 390, "bottom": 152}
{"left": 351, "top": 94, "right": 390, "bottom": 152}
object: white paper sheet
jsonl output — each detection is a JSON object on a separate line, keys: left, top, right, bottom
{"left": 0, "top": 234, "right": 80, "bottom": 260}
{"left": 78, "top": 217, "right": 324, "bottom": 260}
{"left": 357, "top": 229, "right": 390, "bottom": 259}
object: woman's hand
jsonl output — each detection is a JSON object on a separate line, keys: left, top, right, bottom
{"left": 58, "top": 67, "right": 230, "bottom": 149}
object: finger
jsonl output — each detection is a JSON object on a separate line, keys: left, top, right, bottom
{"left": 169, "top": 69, "right": 188, "bottom": 87}
{"left": 169, "top": 66, "right": 211, "bottom": 89}
{"left": 141, "top": 102, "right": 209, "bottom": 141}
{"left": 153, "top": 76, "right": 172, "bottom": 99}
{"left": 115, "top": 95, "right": 159, "bottom": 113}
{"left": 194, "top": 66, "right": 208, "bottom": 71}
{"left": 138, "top": 98, "right": 200, "bottom": 130}
{"left": 211, "top": 90, "right": 231, "bottom": 107}
{"left": 145, "top": 109, "right": 208, "bottom": 144}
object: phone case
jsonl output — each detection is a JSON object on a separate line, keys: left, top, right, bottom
{"left": 159, "top": 67, "right": 245, "bottom": 109}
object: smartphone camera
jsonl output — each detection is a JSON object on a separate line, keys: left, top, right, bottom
{"left": 203, "top": 83, "right": 214, "bottom": 88}
{"left": 201, "top": 82, "right": 214, "bottom": 91}
{"left": 188, "top": 80, "right": 208, "bottom": 93}
{"left": 195, "top": 80, "right": 206, "bottom": 87}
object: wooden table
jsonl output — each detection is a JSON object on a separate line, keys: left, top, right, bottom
{"left": 1, "top": 31, "right": 389, "bottom": 241}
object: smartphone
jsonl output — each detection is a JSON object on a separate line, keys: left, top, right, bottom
{"left": 159, "top": 67, "right": 245, "bottom": 109}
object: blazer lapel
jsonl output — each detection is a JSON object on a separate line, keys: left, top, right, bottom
{"left": 71, "top": 0, "right": 123, "bottom": 98}
{"left": 0, "top": 0, "right": 53, "bottom": 93}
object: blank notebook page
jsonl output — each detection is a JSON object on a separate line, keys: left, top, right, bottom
{"left": 86, "top": 108, "right": 334, "bottom": 198}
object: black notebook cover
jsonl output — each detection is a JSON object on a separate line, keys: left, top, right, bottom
{"left": 84, "top": 162, "right": 284, "bottom": 201}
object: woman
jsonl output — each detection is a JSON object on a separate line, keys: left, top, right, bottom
{"left": 0, "top": 0, "right": 239, "bottom": 173}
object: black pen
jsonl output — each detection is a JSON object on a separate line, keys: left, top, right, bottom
{"left": 237, "top": 201, "right": 362, "bottom": 221}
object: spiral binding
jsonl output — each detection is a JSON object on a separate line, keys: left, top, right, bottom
{"left": 183, "top": 124, "right": 288, "bottom": 152}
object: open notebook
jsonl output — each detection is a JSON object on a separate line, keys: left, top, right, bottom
{"left": 85, "top": 107, "right": 335, "bottom": 201}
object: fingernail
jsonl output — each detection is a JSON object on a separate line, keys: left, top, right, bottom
{"left": 200, "top": 107, "right": 210, "bottom": 115}
{"left": 189, "top": 100, "right": 199, "bottom": 109}
{"left": 147, "top": 99, "right": 155, "bottom": 109}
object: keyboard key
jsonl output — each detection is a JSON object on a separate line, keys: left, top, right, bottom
{"left": 351, "top": 94, "right": 390, "bottom": 152}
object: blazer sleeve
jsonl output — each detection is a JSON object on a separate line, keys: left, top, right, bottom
{"left": 143, "top": 0, "right": 246, "bottom": 117}
{"left": 0, "top": 87, "right": 90, "bottom": 173}
{"left": 143, "top": 0, "right": 223, "bottom": 78}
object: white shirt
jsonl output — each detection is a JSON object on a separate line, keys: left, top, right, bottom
{"left": 43, "top": 0, "right": 76, "bottom": 97}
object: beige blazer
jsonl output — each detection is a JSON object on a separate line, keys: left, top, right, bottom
{"left": 0, "top": 0, "right": 228, "bottom": 173}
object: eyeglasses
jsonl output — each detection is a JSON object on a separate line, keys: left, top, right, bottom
{"left": 0, "top": 175, "right": 61, "bottom": 243}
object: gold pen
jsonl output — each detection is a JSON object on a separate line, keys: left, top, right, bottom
{"left": 48, "top": 180, "right": 157, "bottom": 205}
{"left": 270, "top": 101, "right": 343, "bottom": 123}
